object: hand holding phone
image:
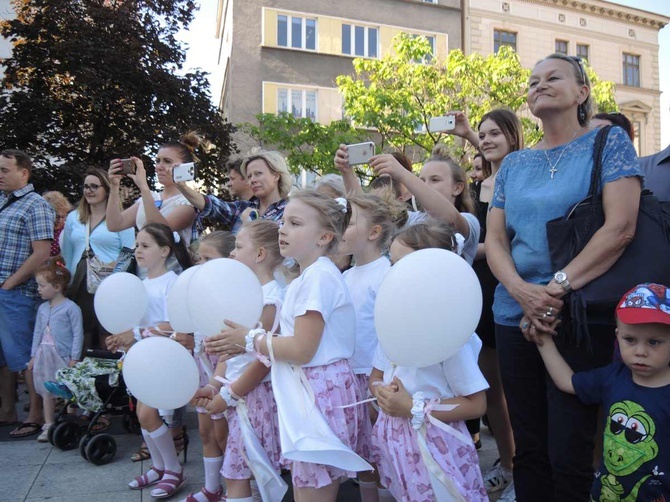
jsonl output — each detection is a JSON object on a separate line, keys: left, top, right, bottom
{"left": 428, "top": 116, "right": 456, "bottom": 133}
{"left": 345, "top": 142, "right": 375, "bottom": 166}
{"left": 172, "top": 162, "right": 196, "bottom": 183}
{"left": 119, "top": 159, "right": 136, "bottom": 175}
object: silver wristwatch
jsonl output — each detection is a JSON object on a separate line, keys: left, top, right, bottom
{"left": 553, "top": 270, "right": 571, "bottom": 292}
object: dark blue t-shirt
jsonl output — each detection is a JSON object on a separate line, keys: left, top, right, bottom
{"left": 573, "top": 361, "right": 670, "bottom": 501}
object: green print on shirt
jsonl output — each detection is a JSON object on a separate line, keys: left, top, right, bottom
{"left": 596, "top": 401, "right": 658, "bottom": 502}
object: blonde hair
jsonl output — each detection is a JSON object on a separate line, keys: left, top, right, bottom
{"left": 241, "top": 220, "right": 284, "bottom": 269}
{"left": 289, "top": 189, "right": 351, "bottom": 254}
{"left": 161, "top": 130, "right": 210, "bottom": 164}
{"left": 314, "top": 174, "right": 346, "bottom": 198}
{"left": 43, "top": 191, "right": 72, "bottom": 217}
{"left": 241, "top": 149, "right": 293, "bottom": 198}
{"left": 199, "top": 230, "right": 236, "bottom": 258}
{"left": 393, "top": 221, "right": 458, "bottom": 254}
{"left": 347, "top": 193, "right": 408, "bottom": 251}
{"left": 425, "top": 144, "right": 476, "bottom": 215}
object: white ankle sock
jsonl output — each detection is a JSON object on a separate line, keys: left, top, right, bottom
{"left": 204, "top": 455, "right": 224, "bottom": 493}
{"left": 378, "top": 487, "right": 395, "bottom": 501}
{"left": 149, "top": 424, "right": 181, "bottom": 473}
{"left": 360, "top": 480, "right": 380, "bottom": 502}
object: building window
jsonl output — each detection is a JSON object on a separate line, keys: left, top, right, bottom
{"left": 342, "top": 24, "right": 378, "bottom": 58}
{"left": 409, "top": 34, "right": 436, "bottom": 63}
{"left": 494, "top": 29, "right": 516, "bottom": 53}
{"left": 576, "top": 44, "right": 589, "bottom": 61}
{"left": 555, "top": 40, "right": 568, "bottom": 55}
{"left": 277, "top": 87, "right": 317, "bottom": 121}
{"left": 622, "top": 53, "right": 640, "bottom": 87}
{"left": 277, "top": 14, "right": 316, "bottom": 50}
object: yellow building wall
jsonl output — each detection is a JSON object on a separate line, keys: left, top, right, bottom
{"left": 263, "top": 8, "right": 277, "bottom": 47}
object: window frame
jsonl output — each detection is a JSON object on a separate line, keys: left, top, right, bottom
{"left": 277, "top": 14, "right": 317, "bottom": 51}
{"left": 341, "top": 23, "right": 379, "bottom": 58}
{"left": 576, "top": 43, "right": 589, "bottom": 61}
{"left": 493, "top": 29, "right": 517, "bottom": 53}
{"left": 277, "top": 87, "right": 318, "bottom": 122}
{"left": 555, "top": 39, "right": 569, "bottom": 56}
{"left": 622, "top": 53, "right": 640, "bottom": 87}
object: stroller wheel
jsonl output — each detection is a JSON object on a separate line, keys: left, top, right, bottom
{"left": 86, "top": 434, "right": 116, "bottom": 466}
{"left": 52, "top": 422, "right": 81, "bottom": 451}
{"left": 47, "top": 423, "right": 58, "bottom": 446}
{"left": 79, "top": 435, "right": 90, "bottom": 460}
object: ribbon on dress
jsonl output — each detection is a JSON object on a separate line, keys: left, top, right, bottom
{"left": 266, "top": 334, "right": 373, "bottom": 472}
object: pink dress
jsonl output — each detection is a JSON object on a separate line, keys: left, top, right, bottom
{"left": 33, "top": 325, "right": 70, "bottom": 398}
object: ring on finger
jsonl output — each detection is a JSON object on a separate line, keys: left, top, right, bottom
{"left": 548, "top": 307, "right": 554, "bottom": 315}
{"left": 542, "top": 313, "right": 548, "bottom": 319}
{"left": 521, "top": 322, "right": 530, "bottom": 330}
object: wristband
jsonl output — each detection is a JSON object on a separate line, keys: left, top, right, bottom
{"left": 133, "top": 326, "right": 142, "bottom": 342}
{"left": 245, "top": 328, "right": 266, "bottom": 353}
{"left": 410, "top": 391, "right": 426, "bottom": 430}
{"left": 220, "top": 386, "right": 239, "bottom": 408}
{"left": 254, "top": 333, "right": 266, "bottom": 353}
{"left": 205, "top": 384, "right": 218, "bottom": 397}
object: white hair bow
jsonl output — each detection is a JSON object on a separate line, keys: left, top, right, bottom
{"left": 335, "top": 197, "right": 347, "bottom": 213}
{"left": 454, "top": 233, "right": 465, "bottom": 256}
{"left": 173, "top": 231, "right": 181, "bottom": 244}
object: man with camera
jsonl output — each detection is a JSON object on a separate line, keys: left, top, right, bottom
{"left": 0, "top": 150, "right": 55, "bottom": 437}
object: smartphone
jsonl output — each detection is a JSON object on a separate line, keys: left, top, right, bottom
{"left": 428, "top": 116, "right": 456, "bottom": 133}
{"left": 346, "top": 141, "right": 375, "bottom": 166}
{"left": 172, "top": 162, "right": 196, "bottom": 183}
{"left": 119, "top": 158, "right": 136, "bottom": 175}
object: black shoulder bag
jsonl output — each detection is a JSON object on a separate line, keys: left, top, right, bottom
{"left": 546, "top": 125, "right": 670, "bottom": 340}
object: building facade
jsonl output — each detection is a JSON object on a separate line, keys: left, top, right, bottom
{"left": 464, "top": 0, "right": 669, "bottom": 155}
{"left": 215, "top": 0, "right": 462, "bottom": 148}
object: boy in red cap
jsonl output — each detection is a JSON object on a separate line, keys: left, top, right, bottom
{"left": 533, "top": 283, "right": 670, "bottom": 501}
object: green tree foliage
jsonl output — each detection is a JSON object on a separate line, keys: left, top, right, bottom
{"left": 242, "top": 113, "right": 368, "bottom": 176}
{"left": 0, "top": 0, "right": 236, "bottom": 198}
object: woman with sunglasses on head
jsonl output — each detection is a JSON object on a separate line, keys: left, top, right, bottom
{"left": 486, "top": 54, "right": 642, "bottom": 501}
{"left": 60, "top": 168, "right": 136, "bottom": 351}
{"left": 106, "top": 133, "right": 202, "bottom": 253}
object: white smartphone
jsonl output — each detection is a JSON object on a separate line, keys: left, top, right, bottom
{"left": 346, "top": 141, "right": 375, "bottom": 166}
{"left": 428, "top": 116, "right": 456, "bottom": 133}
{"left": 172, "top": 162, "right": 196, "bottom": 183}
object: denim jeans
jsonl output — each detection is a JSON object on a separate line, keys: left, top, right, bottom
{"left": 0, "top": 289, "right": 39, "bottom": 371}
{"left": 495, "top": 323, "right": 615, "bottom": 502}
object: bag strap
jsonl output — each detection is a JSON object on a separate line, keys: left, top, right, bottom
{"left": 85, "top": 217, "right": 106, "bottom": 254}
{"left": 0, "top": 189, "right": 34, "bottom": 215}
{"left": 587, "top": 125, "right": 613, "bottom": 201}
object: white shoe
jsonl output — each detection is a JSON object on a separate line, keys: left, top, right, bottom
{"left": 483, "top": 463, "right": 512, "bottom": 493}
{"left": 37, "top": 424, "right": 51, "bottom": 443}
{"left": 498, "top": 482, "right": 516, "bottom": 502}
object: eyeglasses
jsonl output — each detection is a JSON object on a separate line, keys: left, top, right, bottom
{"left": 83, "top": 183, "right": 101, "bottom": 192}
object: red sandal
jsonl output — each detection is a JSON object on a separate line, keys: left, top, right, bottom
{"left": 185, "top": 486, "right": 223, "bottom": 502}
{"left": 128, "top": 466, "right": 164, "bottom": 490}
{"left": 150, "top": 469, "right": 186, "bottom": 499}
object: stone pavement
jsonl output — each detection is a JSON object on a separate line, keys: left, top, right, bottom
{"left": 0, "top": 383, "right": 502, "bottom": 501}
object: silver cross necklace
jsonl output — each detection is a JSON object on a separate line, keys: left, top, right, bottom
{"left": 543, "top": 130, "right": 579, "bottom": 179}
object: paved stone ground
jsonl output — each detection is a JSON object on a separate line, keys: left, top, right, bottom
{"left": 0, "top": 382, "right": 502, "bottom": 501}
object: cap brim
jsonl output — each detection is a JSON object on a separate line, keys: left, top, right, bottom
{"left": 617, "top": 308, "right": 670, "bottom": 325}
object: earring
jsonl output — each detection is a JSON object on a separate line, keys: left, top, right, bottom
{"left": 577, "top": 103, "right": 586, "bottom": 124}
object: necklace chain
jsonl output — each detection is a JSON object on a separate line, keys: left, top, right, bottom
{"left": 543, "top": 131, "right": 579, "bottom": 179}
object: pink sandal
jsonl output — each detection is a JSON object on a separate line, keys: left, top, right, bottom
{"left": 128, "top": 466, "right": 164, "bottom": 490}
{"left": 185, "top": 486, "right": 223, "bottom": 502}
{"left": 150, "top": 469, "right": 186, "bottom": 499}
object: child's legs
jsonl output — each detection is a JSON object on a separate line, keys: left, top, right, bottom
{"left": 198, "top": 413, "right": 222, "bottom": 457}
{"left": 293, "top": 481, "right": 339, "bottom": 502}
{"left": 42, "top": 395, "right": 56, "bottom": 425}
{"left": 224, "top": 478, "right": 251, "bottom": 499}
{"left": 212, "top": 417, "right": 229, "bottom": 453}
{"left": 137, "top": 401, "right": 164, "bottom": 432}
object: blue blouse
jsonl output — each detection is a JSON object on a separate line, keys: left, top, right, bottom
{"left": 490, "top": 127, "right": 642, "bottom": 326}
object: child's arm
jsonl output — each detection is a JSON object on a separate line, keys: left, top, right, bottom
{"left": 192, "top": 358, "right": 227, "bottom": 407}
{"left": 255, "top": 311, "right": 324, "bottom": 365}
{"left": 369, "top": 367, "right": 384, "bottom": 398}
{"left": 30, "top": 306, "right": 45, "bottom": 360}
{"left": 259, "top": 304, "right": 277, "bottom": 333}
{"left": 535, "top": 334, "right": 576, "bottom": 395}
{"left": 230, "top": 360, "right": 271, "bottom": 398}
{"left": 69, "top": 304, "right": 84, "bottom": 362}
{"left": 430, "top": 390, "right": 487, "bottom": 423}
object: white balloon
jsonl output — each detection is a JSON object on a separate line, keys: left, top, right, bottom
{"left": 187, "top": 258, "right": 264, "bottom": 337}
{"left": 94, "top": 272, "right": 148, "bottom": 334}
{"left": 122, "top": 337, "right": 199, "bottom": 409}
{"left": 167, "top": 265, "right": 201, "bottom": 333}
{"left": 374, "top": 248, "right": 482, "bottom": 368}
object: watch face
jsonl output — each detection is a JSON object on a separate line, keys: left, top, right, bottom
{"left": 555, "top": 272, "right": 567, "bottom": 283}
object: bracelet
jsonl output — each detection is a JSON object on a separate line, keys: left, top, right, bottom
{"left": 205, "top": 384, "right": 218, "bottom": 397}
{"left": 410, "top": 392, "right": 426, "bottom": 430}
{"left": 245, "top": 328, "right": 266, "bottom": 353}
{"left": 254, "top": 333, "right": 266, "bottom": 353}
{"left": 219, "top": 386, "right": 239, "bottom": 407}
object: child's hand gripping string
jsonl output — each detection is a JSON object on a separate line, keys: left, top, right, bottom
{"left": 204, "top": 320, "right": 250, "bottom": 359}
{"left": 376, "top": 377, "right": 412, "bottom": 418}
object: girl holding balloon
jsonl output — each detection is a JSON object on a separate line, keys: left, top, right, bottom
{"left": 206, "top": 190, "right": 370, "bottom": 502}
{"left": 180, "top": 230, "right": 236, "bottom": 502}
{"left": 197, "top": 220, "right": 285, "bottom": 502}
{"left": 339, "top": 193, "right": 407, "bottom": 502}
{"left": 369, "top": 221, "right": 489, "bottom": 502}
{"left": 122, "top": 223, "right": 192, "bottom": 499}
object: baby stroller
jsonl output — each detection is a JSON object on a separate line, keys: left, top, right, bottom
{"left": 46, "top": 349, "right": 140, "bottom": 465}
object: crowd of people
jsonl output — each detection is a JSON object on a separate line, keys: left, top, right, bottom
{"left": 1, "top": 52, "right": 669, "bottom": 502}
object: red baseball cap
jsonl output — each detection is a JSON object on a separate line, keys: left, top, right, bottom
{"left": 616, "top": 283, "right": 670, "bottom": 325}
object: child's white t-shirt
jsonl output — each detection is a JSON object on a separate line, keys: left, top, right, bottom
{"left": 139, "top": 270, "right": 178, "bottom": 328}
{"left": 343, "top": 256, "right": 391, "bottom": 375}
{"left": 225, "top": 280, "right": 282, "bottom": 382}
{"left": 279, "top": 256, "right": 356, "bottom": 368}
{"left": 372, "top": 333, "right": 488, "bottom": 400}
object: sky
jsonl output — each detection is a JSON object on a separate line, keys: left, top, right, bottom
{"left": 179, "top": 0, "right": 670, "bottom": 148}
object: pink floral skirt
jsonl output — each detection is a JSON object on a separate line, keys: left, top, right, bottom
{"left": 222, "top": 381, "right": 282, "bottom": 480}
{"left": 289, "top": 359, "right": 364, "bottom": 489}
{"left": 353, "top": 373, "right": 373, "bottom": 463}
{"left": 371, "top": 412, "right": 487, "bottom": 502}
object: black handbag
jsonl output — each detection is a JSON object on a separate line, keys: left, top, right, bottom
{"left": 546, "top": 125, "right": 670, "bottom": 339}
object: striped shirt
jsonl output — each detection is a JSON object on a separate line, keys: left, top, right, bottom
{"left": 200, "top": 195, "right": 287, "bottom": 234}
